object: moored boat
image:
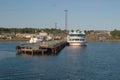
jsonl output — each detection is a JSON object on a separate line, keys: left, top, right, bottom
{"left": 67, "top": 30, "right": 86, "bottom": 46}
{"left": 29, "top": 36, "right": 43, "bottom": 43}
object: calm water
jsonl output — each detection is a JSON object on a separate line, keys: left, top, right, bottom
{"left": 0, "top": 42, "right": 120, "bottom": 80}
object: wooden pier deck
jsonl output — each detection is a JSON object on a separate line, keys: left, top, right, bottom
{"left": 16, "top": 40, "right": 67, "bottom": 55}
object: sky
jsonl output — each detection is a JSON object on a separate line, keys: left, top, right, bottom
{"left": 0, "top": 0, "right": 120, "bottom": 30}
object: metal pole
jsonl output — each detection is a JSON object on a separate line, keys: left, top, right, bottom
{"left": 64, "top": 10, "right": 68, "bottom": 31}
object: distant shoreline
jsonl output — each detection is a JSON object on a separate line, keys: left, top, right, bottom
{"left": 104, "top": 40, "right": 120, "bottom": 42}
{"left": 0, "top": 39, "right": 120, "bottom": 42}
{"left": 87, "top": 40, "right": 120, "bottom": 42}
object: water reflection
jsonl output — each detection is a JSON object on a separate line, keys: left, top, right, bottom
{"left": 65, "top": 46, "right": 87, "bottom": 54}
{"left": 66, "top": 45, "right": 87, "bottom": 48}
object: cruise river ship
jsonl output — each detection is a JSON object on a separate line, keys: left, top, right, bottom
{"left": 67, "top": 30, "right": 86, "bottom": 46}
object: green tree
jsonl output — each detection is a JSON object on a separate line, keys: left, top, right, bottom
{"left": 110, "top": 29, "right": 120, "bottom": 38}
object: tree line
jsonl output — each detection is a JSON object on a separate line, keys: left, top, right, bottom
{"left": 0, "top": 27, "right": 66, "bottom": 33}
{"left": 0, "top": 27, "right": 120, "bottom": 38}
{"left": 0, "top": 27, "right": 67, "bottom": 37}
{"left": 0, "top": 27, "right": 37, "bottom": 34}
{"left": 110, "top": 29, "right": 120, "bottom": 38}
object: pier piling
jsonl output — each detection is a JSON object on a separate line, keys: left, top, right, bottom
{"left": 16, "top": 40, "right": 67, "bottom": 55}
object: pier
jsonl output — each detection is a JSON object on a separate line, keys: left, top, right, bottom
{"left": 16, "top": 40, "right": 67, "bottom": 55}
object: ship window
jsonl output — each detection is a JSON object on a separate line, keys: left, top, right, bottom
{"left": 71, "top": 39, "right": 80, "bottom": 41}
{"left": 70, "top": 39, "right": 71, "bottom": 41}
{"left": 76, "top": 39, "right": 80, "bottom": 41}
{"left": 80, "top": 39, "right": 84, "bottom": 41}
{"left": 69, "top": 34, "right": 85, "bottom": 37}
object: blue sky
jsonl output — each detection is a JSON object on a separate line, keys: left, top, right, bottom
{"left": 0, "top": 0, "right": 120, "bottom": 30}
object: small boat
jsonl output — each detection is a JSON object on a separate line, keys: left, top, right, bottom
{"left": 67, "top": 30, "right": 86, "bottom": 46}
{"left": 29, "top": 36, "right": 43, "bottom": 43}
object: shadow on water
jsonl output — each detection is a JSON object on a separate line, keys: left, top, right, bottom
{"left": 16, "top": 52, "right": 59, "bottom": 57}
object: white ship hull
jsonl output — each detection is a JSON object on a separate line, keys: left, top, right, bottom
{"left": 68, "top": 41, "right": 86, "bottom": 46}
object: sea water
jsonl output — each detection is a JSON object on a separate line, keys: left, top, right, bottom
{"left": 0, "top": 42, "right": 120, "bottom": 80}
